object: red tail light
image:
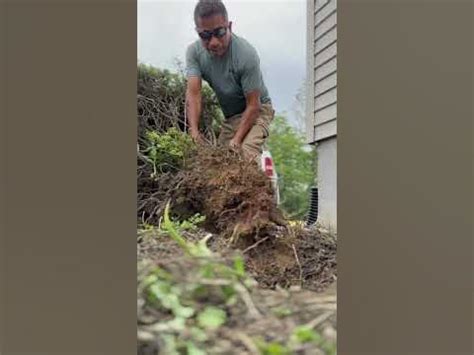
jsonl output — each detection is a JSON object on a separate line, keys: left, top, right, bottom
{"left": 264, "top": 156, "right": 274, "bottom": 177}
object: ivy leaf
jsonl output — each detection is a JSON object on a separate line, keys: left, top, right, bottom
{"left": 161, "top": 334, "right": 179, "bottom": 355}
{"left": 266, "top": 343, "right": 289, "bottom": 355}
{"left": 255, "top": 340, "right": 291, "bottom": 355}
{"left": 174, "top": 304, "right": 195, "bottom": 319}
{"left": 190, "top": 326, "right": 208, "bottom": 342}
{"left": 197, "top": 307, "right": 227, "bottom": 329}
{"left": 166, "top": 316, "right": 186, "bottom": 331}
{"left": 186, "top": 342, "right": 206, "bottom": 355}
{"left": 291, "top": 325, "right": 322, "bottom": 344}
{"left": 233, "top": 256, "right": 245, "bottom": 277}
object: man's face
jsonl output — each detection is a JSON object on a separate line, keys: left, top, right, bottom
{"left": 196, "top": 14, "right": 232, "bottom": 57}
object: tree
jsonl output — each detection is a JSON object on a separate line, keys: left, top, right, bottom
{"left": 267, "top": 114, "right": 317, "bottom": 219}
{"left": 290, "top": 79, "right": 307, "bottom": 134}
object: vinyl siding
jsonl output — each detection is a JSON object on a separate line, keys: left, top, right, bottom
{"left": 306, "top": 0, "right": 337, "bottom": 143}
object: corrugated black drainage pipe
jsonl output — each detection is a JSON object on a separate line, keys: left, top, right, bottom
{"left": 306, "top": 186, "right": 318, "bottom": 226}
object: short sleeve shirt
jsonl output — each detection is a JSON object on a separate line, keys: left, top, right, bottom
{"left": 185, "top": 33, "right": 271, "bottom": 118}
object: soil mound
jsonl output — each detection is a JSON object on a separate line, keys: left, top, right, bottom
{"left": 172, "top": 146, "right": 286, "bottom": 238}
{"left": 138, "top": 229, "right": 337, "bottom": 355}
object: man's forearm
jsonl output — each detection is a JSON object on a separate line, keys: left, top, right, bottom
{"left": 186, "top": 94, "right": 202, "bottom": 133}
{"left": 233, "top": 104, "right": 260, "bottom": 143}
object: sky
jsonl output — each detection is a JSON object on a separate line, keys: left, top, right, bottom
{"left": 138, "top": 0, "right": 307, "bottom": 128}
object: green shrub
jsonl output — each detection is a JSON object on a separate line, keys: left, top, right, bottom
{"left": 142, "top": 127, "right": 194, "bottom": 176}
{"left": 137, "top": 63, "right": 224, "bottom": 141}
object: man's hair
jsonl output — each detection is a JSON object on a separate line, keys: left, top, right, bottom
{"left": 194, "top": 0, "right": 228, "bottom": 25}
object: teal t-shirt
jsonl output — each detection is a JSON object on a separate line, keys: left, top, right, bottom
{"left": 185, "top": 33, "right": 271, "bottom": 118}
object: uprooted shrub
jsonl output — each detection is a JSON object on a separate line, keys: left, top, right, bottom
{"left": 171, "top": 145, "right": 286, "bottom": 239}
{"left": 136, "top": 63, "right": 284, "bottom": 236}
{"left": 138, "top": 127, "right": 284, "bottom": 238}
{"left": 137, "top": 133, "right": 337, "bottom": 292}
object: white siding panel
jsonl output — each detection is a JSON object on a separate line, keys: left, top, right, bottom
{"left": 314, "top": 11, "right": 336, "bottom": 40}
{"left": 314, "top": 119, "right": 337, "bottom": 141}
{"left": 314, "top": 87, "right": 337, "bottom": 109}
{"left": 315, "top": 0, "right": 330, "bottom": 12}
{"left": 314, "top": 27, "right": 337, "bottom": 54}
{"left": 314, "top": 56, "right": 336, "bottom": 82}
{"left": 306, "top": 0, "right": 316, "bottom": 143}
{"left": 309, "top": 0, "right": 337, "bottom": 144}
{"left": 314, "top": 72, "right": 337, "bottom": 96}
{"left": 314, "top": 41, "right": 337, "bottom": 68}
{"left": 314, "top": 0, "right": 336, "bottom": 25}
{"left": 315, "top": 103, "right": 337, "bottom": 125}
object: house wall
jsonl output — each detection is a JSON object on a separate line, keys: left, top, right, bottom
{"left": 316, "top": 137, "right": 337, "bottom": 231}
{"left": 306, "top": 0, "right": 337, "bottom": 230}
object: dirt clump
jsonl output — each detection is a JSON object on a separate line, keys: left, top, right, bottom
{"left": 243, "top": 226, "right": 337, "bottom": 292}
{"left": 138, "top": 223, "right": 337, "bottom": 295}
{"left": 171, "top": 145, "right": 286, "bottom": 238}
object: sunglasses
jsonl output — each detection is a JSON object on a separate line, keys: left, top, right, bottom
{"left": 197, "top": 26, "right": 228, "bottom": 41}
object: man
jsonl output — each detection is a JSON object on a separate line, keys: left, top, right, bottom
{"left": 185, "top": 0, "right": 275, "bottom": 162}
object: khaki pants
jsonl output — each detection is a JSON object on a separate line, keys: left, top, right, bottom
{"left": 217, "top": 103, "right": 275, "bottom": 162}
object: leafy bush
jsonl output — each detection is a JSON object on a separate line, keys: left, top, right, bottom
{"left": 142, "top": 128, "right": 194, "bottom": 177}
{"left": 137, "top": 63, "right": 224, "bottom": 143}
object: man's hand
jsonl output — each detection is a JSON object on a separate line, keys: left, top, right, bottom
{"left": 229, "top": 136, "right": 242, "bottom": 150}
{"left": 190, "top": 129, "right": 205, "bottom": 145}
